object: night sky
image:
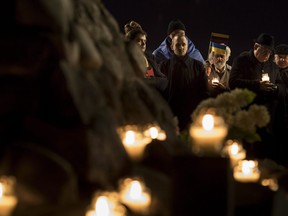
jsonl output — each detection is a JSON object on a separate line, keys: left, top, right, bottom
{"left": 104, "top": 0, "right": 288, "bottom": 65}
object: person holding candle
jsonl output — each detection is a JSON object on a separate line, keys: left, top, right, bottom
{"left": 159, "top": 34, "right": 209, "bottom": 131}
{"left": 229, "top": 33, "right": 285, "bottom": 160}
{"left": 206, "top": 43, "right": 231, "bottom": 97}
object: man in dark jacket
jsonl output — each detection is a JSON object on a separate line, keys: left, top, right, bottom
{"left": 159, "top": 34, "right": 209, "bottom": 131}
{"left": 229, "top": 33, "right": 285, "bottom": 161}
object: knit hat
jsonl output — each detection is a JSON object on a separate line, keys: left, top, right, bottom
{"left": 167, "top": 19, "right": 186, "bottom": 35}
{"left": 275, "top": 44, "right": 288, "bottom": 55}
{"left": 254, "top": 33, "right": 275, "bottom": 50}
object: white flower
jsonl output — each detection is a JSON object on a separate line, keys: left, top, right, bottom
{"left": 191, "top": 88, "right": 270, "bottom": 143}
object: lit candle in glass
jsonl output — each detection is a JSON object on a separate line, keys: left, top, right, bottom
{"left": 122, "top": 129, "right": 152, "bottom": 161}
{"left": 0, "top": 176, "right": 17, "bottom": 216}
{"left": 223, "top": 140, "right": 246, "bottom": 167}
{"left": 189, "top": 114, "right": 228, "bottom": 155}
{"left": 262, "top": 73, "right": 270, "bottom": 82}
{"left": 86, "top": 192, "right": 125, "bottom": 216}
{"left": 144, "top": 124, "right": 167, "bottom": 141}
{"left": 233, "top": 160, "right": 260, "bottom": 183}
{"left": 119, "top": 178, "right": 151, "bottom": 215}
{"left": 212, "top": 77, "right": 219, "bottom": 84}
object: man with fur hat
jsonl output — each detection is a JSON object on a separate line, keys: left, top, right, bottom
{"left": 152, "top": 19, "right": 205, "bottom": 65}
{"left": 229, "top": 33, "right": 285, "bottom": 162}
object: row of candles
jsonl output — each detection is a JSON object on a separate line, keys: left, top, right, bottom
{"left": 0, "top": 113, "right": 278, "bottom": 216}
{"left": 86, "top": 177, "right": 151, "bottom": 216}
{"left": 0, "top": 174, "right": 152, "bottom": 216}
{"left": 189, "top": 113, "right": 261, "bottom": 182}
{"left": 118, "top": 119, "right": 260, "bottom": 184}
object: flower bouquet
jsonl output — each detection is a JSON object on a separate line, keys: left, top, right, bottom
{"left": 191, "top": 88, "right": 270, "bottom": 144}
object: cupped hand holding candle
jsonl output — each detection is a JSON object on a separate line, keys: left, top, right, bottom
{"left": 119, "top": 178, "right": 151, "bottom": 215}
{"left": 262, "top": 73, "right": 270, "bottom": 82}
{"left": 212, "top": 77, "right": 219, "bottom": 84}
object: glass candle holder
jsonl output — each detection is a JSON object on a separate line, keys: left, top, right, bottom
{"left": 119, "top": 177, "right": 151, "bottom": 215}
{"left": 233, "top": 160, "right": 260, "bottom": 183}
{"left": 262, "top": 73, "right": 270, "bottom": 82}
{"left": 86, "top": 191, "right": 126, "bottom": 216}
{"left": 189, "top": 114, "right": 228, "bottom": 156}
{"left": 222, "top": 140, "right": 246, "bottom": 167}
{"left": 118, "top": 125, "right": 152, "bottom": 161}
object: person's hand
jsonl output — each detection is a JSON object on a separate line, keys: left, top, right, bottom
{"left": 260, "top": 81, "right": 277, "bottom": 92}
{"left": 212, "top": 82, "right": 227, "bottom": 90}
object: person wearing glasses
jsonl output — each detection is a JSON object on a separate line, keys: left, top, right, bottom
{"left": 229, "top": 33, "right": 285, "bottom": 162}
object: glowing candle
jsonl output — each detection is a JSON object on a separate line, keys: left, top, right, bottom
{"left": 86, "top": 193, "right": 125, "bottom": 216}
{"left": 233, "top": 160, "right": 260, "bottom": 182}
{"left": 122, "top": 130, "right": 152, "bottom": 161}
{"left": 0, "top": 182, "right": 17, "bottom": 216}
{"left": 120, "top": 178, "right": 151, "bottom": 214}
{"left": 223, "top": 140, "right": 246, "bottom": 167}
{"left": 262, "top": 73, "right": 270, "bottom": 82}
{"left": 189, "top": 114, "right": 228, "bottom": 155}
{"left": 212, "top": 77, "right": 219, "bottom": 84}
{"left": 144, "top": 124, "right": 167, "bottom": 141}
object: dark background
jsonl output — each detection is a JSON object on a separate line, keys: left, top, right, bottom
{"left": 104, "top": 0, "right": 288, "bottom": 65}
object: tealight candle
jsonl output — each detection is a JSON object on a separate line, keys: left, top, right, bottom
{"left": 189, "top": 114, "right": 228, "bottom": 155}
{"left": 233, "top": 160, "right": 260, "bottom": 183}
{"left": 119, "top": 178, "right": 151, "bottom": 215}
{"left": 262, "top": 73, "right": 270, "bottom": 82}
{"left": 223, "top": 140, "right": 246, "bottom": 167}
{"left": 144, "top": 125, "right": 167, "bottom": 141}
{"left": 122, "top": 129, "right": 152, "bottom": 161}
{"left": 86, "top": 193, "right": 125, "bottom": 216}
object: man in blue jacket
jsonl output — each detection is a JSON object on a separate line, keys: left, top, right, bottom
{"left": 152, "top": 19, "right": 205, "bottom": 65}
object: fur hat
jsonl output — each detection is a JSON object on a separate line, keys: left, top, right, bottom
{"left": 254, "top": 33, "right": 275, "bottom": 50}
{"left": 275, "top": 44, "right": 288, "bottom": 55}
{"left": 167, "top": 19, "right": 186, "bottom": 35}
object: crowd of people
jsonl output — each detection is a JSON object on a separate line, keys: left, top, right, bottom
{"left": 123, "top": 18, "right": 288, "bottom": 167}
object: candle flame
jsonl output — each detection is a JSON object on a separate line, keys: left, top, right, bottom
{"left": 128, "top": 181, "right": 142, "bottom": 199}
{"left": 230, "top": 143, "right": 239, "bottom": 155}
{"left": 262, "top": 73, "right": 270, "bottom": 81}
{"left": 202, "top": 114, "right": 214, "bottom": 131}
{"left": 149, "top": 127, "right": 159, "bottom": 139}
{"left": 241, "top": 160, "right": 256, "bottom": 175}
{"left": 212, "top": 77, "right": 219, "bottom": 83}
{"left": 124, "top": 130, "right": 136, "bottom": 146}
{"left": 95, "top": 196, "right": 110, "bottom": 216}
